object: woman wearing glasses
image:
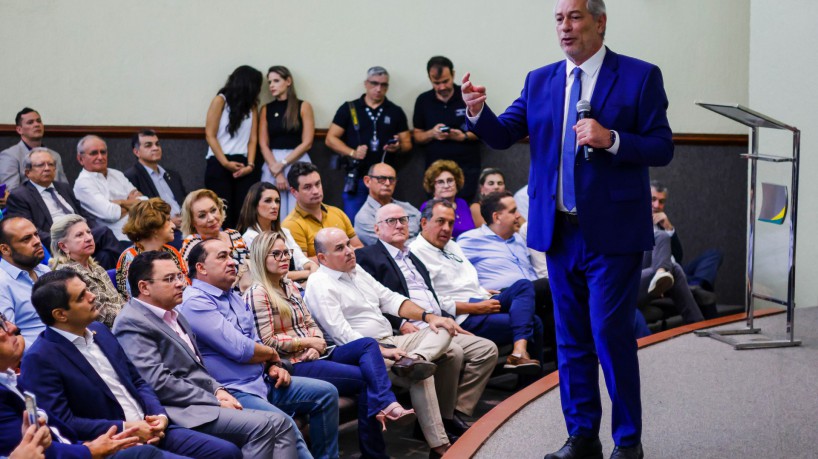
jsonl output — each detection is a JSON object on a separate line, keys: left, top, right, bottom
{"left": 245, "top": 231, "right": 414, "bottom": 458}
{"left": 236, "top": 182, "right": 317, "bottom": 283}
{"left": 258, "top": 66, "right": 314, "bottom": 219}
{"left": 116, "top": 198, "right": 189, "bottom": 299}
{"left": 420, "top": 159, "right": 476, "bottom": 239}
{"left": 50, "top": 214, "right": 125, "bottom": 328}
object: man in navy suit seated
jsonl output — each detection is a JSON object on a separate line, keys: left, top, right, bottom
{"left": 1, "top": 311, "right": 165, "bottom": 459}
{"left": 20, "top": 270, "right": 241, "bottom": 459}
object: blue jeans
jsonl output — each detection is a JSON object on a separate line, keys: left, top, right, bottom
{"left": 294, "top": 337, "right": 394, "bottom": 459}
{"left": 342, "top": 178, "right": 368, "bottom": 221}
{"left": 230, "top": 375, "right": 339, "bottom": 459}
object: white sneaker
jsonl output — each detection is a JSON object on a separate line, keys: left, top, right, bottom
{"left": 648, "top": 271, "right": 674, "bottom": 296}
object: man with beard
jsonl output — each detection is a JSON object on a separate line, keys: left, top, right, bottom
{"left": 0, "top": 217, "right": 50, "bottom": 350}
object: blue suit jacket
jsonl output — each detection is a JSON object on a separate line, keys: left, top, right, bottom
{"left": 1, "top": 383, "right": 91, "bottom": 459}
{"left": 470, "top": 48, "right": 673, "bottom": 254}
{"left": 20, "top": 322, "right": 167, "bottom": 440}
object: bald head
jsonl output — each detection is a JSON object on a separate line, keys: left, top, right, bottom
{"left": 364, "top": 162, "right": 398, "bottom": 205}
{"left": 315, "top": 228, "right": 356, "bottom": 272}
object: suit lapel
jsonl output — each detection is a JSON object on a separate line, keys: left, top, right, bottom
{"left": 23, "top": 182, "right": 53, "bottom": 228}
{"left": 380, "top": 243, "right": 410, "bottom": 295}
{"left": 138, "top": 165, "right": 160, "bottom": 197}
{"left": 590, "top": 47, "right": 619, "bottom": 116}
{"left": 134, "top": 301, "right": 205, "bottom": 367}
{"left": 550, "top": 61, "right": 568, "bottom": 138}
{"left": 90, "top": 324, "right": 146, "bottom": 412}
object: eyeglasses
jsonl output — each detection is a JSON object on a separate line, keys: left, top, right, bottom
{"left": 147, "top": 273, "right": 186, "bottom": 284}
{"left": 30, "top": 161, "right": 56, "bottom": 170}
{"left": 366, "top": 80, "right": 389, "bottom": 88}
{"left": 368, "top": 175, "right": 397, "bottom": 184}
{"left": 0, "top": 312, "right": 19, "bottom": 336}
{"left": 440, "top": 249, "right": 463, "bottom": 263}
{"left": 377, "top": 216, "right": 409, "bottom": 227}
{"left": 267, "top": 249, "right": 294, "bottom": 261}
{"left": 435, "top": 177, "right": 456, "bottom": 187}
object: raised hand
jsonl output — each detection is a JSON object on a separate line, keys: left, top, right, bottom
{"left": 461, "top": 72, "right": 487, "bottom": 117}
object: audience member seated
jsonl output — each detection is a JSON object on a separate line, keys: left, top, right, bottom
{"left": 113, "top": 251, "right": 298, "bottom": 457}
{"left": 410, "top": 199, "right": 545, "bottom": 373}
{"left": 639, "top": 230, "right": 705, "bottom": 324}
{"left": 469, "top": 168, "right": 509, "bottom": 227}
{"left": 22, "top": 270, "right": 241, "bottom": 458}
{"left": 652, "top": 180, "right": 723, "bottom": 292}
{"left": 5, "top": 148, "right": 124, "bottom": 270}
{"left": 354, "top": 162, "right": 421, "bottom": 246}
{"left": 49, "top": 215, "right": 125, "bottom": 328}
{"left": 246, "top": 231, "right": 415, "bottom": 459}
{"left": 304, "top": 227, "right": 465, "bottom": 457}
{"left": 180, "top": 239, "right": 338, "bottom": 459}
{"left": 355, "top": 204, "right": 498, "bottom": 434}
{"left": 413, "top": 56, "right": 482, "bottom": 202}
{"left": 73, "top": 135, "right": 146, "bottom": 242}
{"left": 0, "top": 217, "right": 50, "bottom": 350}
{"left": 0, "top": 311, "right": 165, "bottom": 459}
{"left": 123, "top": 129, "right": 187, "bottom": 248}
{"left": 179, "top": 188, "right": 249, "bottom": 276}
{"left": 236, "top": 182, "right": 317, "bottom": 283}
{"left": 0, "top": 107, "right": 68, "bottom": 193}
{"left": 259, "top": 65, "right": 315, "bottom": 218}
{"left": 204, "top": 65, "right": 263, "bottom": 228}
{"left": 116, "top": 198, "right": 188, "bottom": 299}
{"left": 325, "top": 66, "right": 412, "bottom": 220}
{"left": 419, "top": 160, "right": 476, "bottom": 239}
{"left": 282, "top": 162, "right": 363, "bottom": 259}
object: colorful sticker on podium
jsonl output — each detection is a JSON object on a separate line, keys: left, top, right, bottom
{"left": 759, "top": 183, "right": 788, "bottom": 225}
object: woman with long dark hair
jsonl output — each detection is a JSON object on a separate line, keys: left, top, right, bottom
{"left": 205, "top": 65, "right": 263, "bottom": 227}
{"left": 258, "top": 66, "right": 315, "bottom": 219}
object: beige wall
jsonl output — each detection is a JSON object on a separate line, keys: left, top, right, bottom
{"left": 749, "top": 0, "right": 817, "bottom": 308}
{"left": 0, "top": 0, "right": 748, "bottom": 133}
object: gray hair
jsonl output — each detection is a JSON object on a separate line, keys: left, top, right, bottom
{"left": 420, "top": 198, "right": 455, "bottom": 221}
{"left": 49, "top": 214, "right": 90, "bottom": 267}
{"left": 366, "top": 66, "right": 389, "bottom": 79}
{"left": 650, "top": 179, "right": 668, "bottom": 194}
{"left": 555, "top": 0, "right": 607, "bottom": 39}
{"left": 76, "top": 134, "right": 105, "bottom": 155}
{"left": 23, "top": 147, "right": 56, "bottom": 171}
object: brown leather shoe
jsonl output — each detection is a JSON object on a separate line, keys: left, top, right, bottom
{"left": 504, "top": 354, "right": 541, "bottom": 375}
{"left": 391, "top": 356, "right": 436, "bottom": 380}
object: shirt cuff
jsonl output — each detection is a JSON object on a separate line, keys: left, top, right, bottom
{"left": 606, "top": 130, "right": 620, "bottom": 154}
{"left": 466, "top": 106, "right": 484, "bottom": 124}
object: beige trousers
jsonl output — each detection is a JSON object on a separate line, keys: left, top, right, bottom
{"left": 435, "top": 334, "right": 499, "bottom": 417}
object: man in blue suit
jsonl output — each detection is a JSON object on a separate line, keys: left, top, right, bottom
{"left": 463, "top": 1, "right": 673, "bottom": 458}
{"left": 19, "top": 270, "right": 241, "bottom": 459}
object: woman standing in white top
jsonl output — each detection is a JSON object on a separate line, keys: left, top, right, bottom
{"left": 258, "top": 65, "right": 315, "bottom": 219}
{"left": 205, "top": 65, "right": 263, "bottom": 228}
{"left": 237, "top": 182, "right": 317, "bottom": 283}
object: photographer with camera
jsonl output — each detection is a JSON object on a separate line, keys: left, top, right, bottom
{"left": 325, "top": 66, "right": 412, "bottom": 220}
{"left": 413, "top": 56, "right": 482, "bottom": 202}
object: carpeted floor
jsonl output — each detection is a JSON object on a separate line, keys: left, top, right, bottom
{"left": 475, "top": 306, "right": 818, "bottom": 459}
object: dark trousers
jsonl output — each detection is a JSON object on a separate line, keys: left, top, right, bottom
{"left": 546, "top": 216, "right": 643, "bottom": 447}
{"left": 91, "top": 225, "right": 128, "bottom": 270}
{"left": 342, "top": 178, "right": 368, "bottom": 222}
{"left": 204, "top": 155, "right": 260, "bottom": 228}
{"left": 684, "top": 249, "right": 723, "bottom": 291}
{"left": 159, "top": 425, "right": 241, "bottom": 458}
{"left": 293, "top": 337, "right": 394, "bottom": 459}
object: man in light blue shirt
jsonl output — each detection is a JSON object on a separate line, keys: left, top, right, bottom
{"left": 180, "top": 238, "right": 339, "bottom": 459}
{"left": 0, "top": 217, "right": 50, "bottom": 351}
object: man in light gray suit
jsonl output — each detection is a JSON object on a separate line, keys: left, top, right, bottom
{"left": 113, "top": 250, "right": 298, "bottom": 458}
{"left": 0, "top": 108, "right": 68, "bottom": 195}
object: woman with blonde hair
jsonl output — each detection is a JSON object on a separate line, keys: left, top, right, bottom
{"left": 245, "top": 231, "right": 414, "bottom": 457}
{"left": 180, "top": 189, "right": 249, "bottom": 265}
{"left": 420, "top": 159, "right": 476, "bottom": 238}
{"left": 116, "top": 198, "right": 188, "bottom": 298}
{"left": 50, "top": 214, "right": 125, "bottom": 327}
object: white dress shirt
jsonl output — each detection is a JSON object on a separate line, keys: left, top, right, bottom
{"left": 304, "top": 264, "right": 407, "bottom": 345}
{"left": 31, "top": 182, "right": 73, "bottom": 218}
{"left": 408, "top": 235, "right": 489, "bottom": 321}
{"left": 50, "top": 327, "right": 145, "bottom": 424}
{"left": 73, "top": 168, "right": 144, "bottom": 241}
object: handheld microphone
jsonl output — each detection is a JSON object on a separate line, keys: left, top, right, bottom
{"left": 576, "top": 99, "right": 593, "bottom": 160}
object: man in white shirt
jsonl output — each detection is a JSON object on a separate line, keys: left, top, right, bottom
{"left": 304, "top": 227, "right": 465, "bottom": 457}
{"left": 21, "top": 269, "right": 241, "bottom": 458}
{"left": 73, "top": 135, "right": 145, "bottom": 241}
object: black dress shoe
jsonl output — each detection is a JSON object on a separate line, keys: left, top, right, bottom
{"left": 544, "top": 435, "right": 603, "bottom": 459}
{"left": 610, "top": 444, "right": 643, "bottom": 459}
{"left": 391, "top": 356, "right": 436, "bottom": 380}
{"left": 442, "top": 413, "right": 470, "bottom": 437}
{"left": 413, "top": 421, "right": 459, "bottom": 445}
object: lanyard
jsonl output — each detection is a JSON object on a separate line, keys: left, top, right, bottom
{"left": 364, "top": 106, "right": 384, "bottom": 152}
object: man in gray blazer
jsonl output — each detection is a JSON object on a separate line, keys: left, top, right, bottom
{"left": 113, "top": 250, "right": 298, "bottom": 458}
{"left": 0, "top": 108, "right": 68, "bottom": 194}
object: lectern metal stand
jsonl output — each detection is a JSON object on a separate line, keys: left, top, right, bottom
{"left": 693, "top": 103, "right": 801, "bottom": 350}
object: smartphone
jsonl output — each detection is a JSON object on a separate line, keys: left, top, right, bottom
{"left": 319, "top": 345, "right": 337, "bottom": 360}
{"left": 439, "top": 126, "right": 451, "bottom": 133}
{"left": 24, "top": 391, "right": 38, "bottom": 426}
{"left": 386, "top": 138, "right": 399, "bottom": 145}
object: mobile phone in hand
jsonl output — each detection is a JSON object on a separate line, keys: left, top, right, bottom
{"left": 24, "top": 391, "right": 38, "bottom": 426}
{"left": 439, "top": 126, "right": 451, "bottom": 133}
{"left": 386, "top": 138, "right": 399, "bottom": 145}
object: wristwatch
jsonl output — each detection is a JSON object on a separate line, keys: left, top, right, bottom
{"left": 608, "top": 130, "right": 617, "bottom": 149}
{"left": 421, "top": 311, "right": 431, "bottom": 323}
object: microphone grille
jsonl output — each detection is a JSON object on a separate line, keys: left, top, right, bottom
{"left": 576, "top": 99, "right": 591, "bottom": 113}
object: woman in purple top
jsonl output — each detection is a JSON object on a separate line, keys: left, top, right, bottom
{"left": 420, "top": 159, "right": 476, "bottom": 239}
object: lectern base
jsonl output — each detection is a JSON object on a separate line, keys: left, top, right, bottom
{"left": 695, "top": 328, "right": 802, "bottom": 349}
